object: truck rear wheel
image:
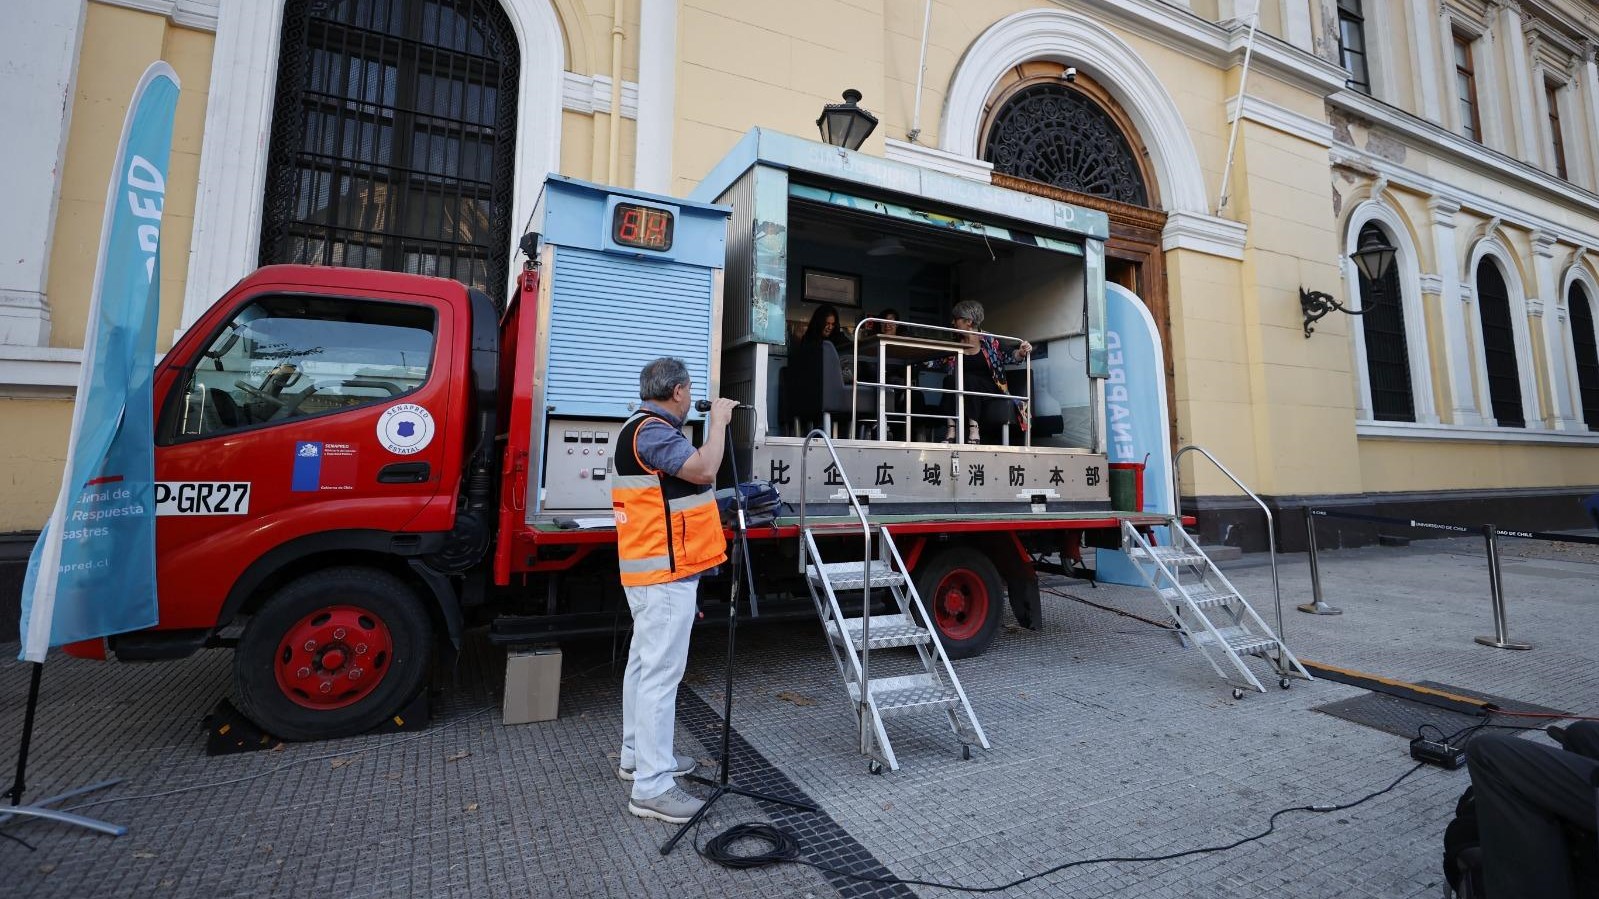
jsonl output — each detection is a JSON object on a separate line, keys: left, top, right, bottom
{"left": 235, "top": 567, "right": 432, "bottom": 741}
{"left": 914, "top": 546, "right": 1004, "bottom": 659}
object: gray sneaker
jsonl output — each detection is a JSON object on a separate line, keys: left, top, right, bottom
{"left": 617, "top": 753, "right": 698, "bottom": 781}
{"left": 628, "top": 786, "right": 705, "bottom": 824}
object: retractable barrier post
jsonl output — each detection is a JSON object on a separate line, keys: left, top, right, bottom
{"left": 1474, "top": 524, "right": 1532, "bottom": 651}
{"left": 1296, "top": 508, "right": 1342, "bottom": 615}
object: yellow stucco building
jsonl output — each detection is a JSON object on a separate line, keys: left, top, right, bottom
{"left": 3, "top": 0, "right": 1597, "bottom": 544}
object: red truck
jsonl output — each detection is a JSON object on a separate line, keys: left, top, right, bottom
{"left": 71, "top": 146, "right": 1158, "bottom": 742}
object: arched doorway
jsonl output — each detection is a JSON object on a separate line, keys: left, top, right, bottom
{"left": 259, "top": 0, "right": 522, "bottom": 305}
{"left": 979, "top": 62, "right": 1173, "bottom": 437}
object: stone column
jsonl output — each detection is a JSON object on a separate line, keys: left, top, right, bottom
{"left": 1406, "top": 0, "right": 1443, "bottom": 121}
{"left": 1579, "top": 44, "right": 1599, "bottom": 189}
{"left": 1281, "top": 0, "right": 1314, "bottom": 53}
{"left": 633, "top": 0, "right": 678, "bottom": 194}
{"left": 1496, "top": 0, "right": 1541, "bottom": 164}
{"left": 1428, "top": 197, "right": 1483, "bottom": 425}
{"left": 1531, "top": 232, "right": 1582, "bottom": 429}
{"left": 0, "top": 1, "right": 86, "bottom": 346}
{"left": 180, "top": 1, "right": 288, "bottom": 331}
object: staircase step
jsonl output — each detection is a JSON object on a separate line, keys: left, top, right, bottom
{"left": 828, "top": 614, "right": 933, "bottom": 650}
{"left": 847, "top": 673, "right": 961, "bottom": 717}
{"left": 1223, "top": 633, "right": 1280, "bottom": 657}
{"left": 1199, "top": 544, "right": 1242, "bottom": 562}
{"left": 1129, "top": 546, "right": 1209, "bottom": 567}
{"left": 1158, "top": 586, "right": 1237, "bottom": 610}
{"left": 807, "top": 561, "right": 907, "bottom": 590}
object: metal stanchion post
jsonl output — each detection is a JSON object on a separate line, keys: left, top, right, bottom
{"left": 1475, "top": 524, "right": 1532, "bottom": 651}
{"left": 1297, "top": 507, "right": 1342, "bottom": 615}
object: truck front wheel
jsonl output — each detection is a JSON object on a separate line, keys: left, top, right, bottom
{"left": 235, "top": 567, "right": 433, "bottom": 741}
{"left": 914, "top": 547, "right": 1005, "bottom": 660}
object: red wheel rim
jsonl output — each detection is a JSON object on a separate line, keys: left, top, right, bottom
{"left": 932, "top": 569, "right": 989, "bottom": 642}
{"left": 274, "top": 605, "right": 392, "bottom": 710}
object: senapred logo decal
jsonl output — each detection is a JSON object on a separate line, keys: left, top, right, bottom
{"left": 377, "top": 403, "right": 435, "bottom": 455}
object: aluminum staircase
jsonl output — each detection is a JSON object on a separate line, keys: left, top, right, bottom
{"left": 799, "top": 431, "right": 989, "bottom": 772}
{"left": 1121, "top": 517, "right": 1312, "bottom": 697}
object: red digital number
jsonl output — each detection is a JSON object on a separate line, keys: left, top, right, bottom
{"left": 642, "top": 210, "right": 668, "bottom": 248}
{"left": 617, "top": 207, "right": 641, "bottom": 242}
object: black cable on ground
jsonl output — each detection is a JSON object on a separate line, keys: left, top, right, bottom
{"left": 697, "top": 822, "right": 800, "bottom": 869}
{"left": 696, "top": 760, "right": 1429, "bottom": 893}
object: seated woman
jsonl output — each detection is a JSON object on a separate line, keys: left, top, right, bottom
{"left": 927, "top": 300, "right": 1031, "bottom": 444}
{"left": 859, "top": 308, "right": 900, "bottom": 339}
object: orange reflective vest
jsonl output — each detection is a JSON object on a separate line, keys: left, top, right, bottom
{"left": 611, "top": 410, "right": 727, "bottom": 586}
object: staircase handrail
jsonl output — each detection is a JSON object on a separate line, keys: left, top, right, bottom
{"left": 800, "top": 429, "right": 877, "bottom": 726}
{"left": 1172, "top": 444, "right": 1284, "bottom": 651}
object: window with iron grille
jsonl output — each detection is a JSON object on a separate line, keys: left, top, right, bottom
{"left": 260, "top": 0, "right": 520, "bottom": 307}
{"left": 1475, "top": 260, "right": 1524, "bottom": 427}
{"left": 1356, "top": 224, "right": 1413, "bottom": 421}
{"left": 983, "top": 83, "right": 1149, "bottom": 206}
{"left": 1569, "top": 283, "right": 1599, "bottom": 427}
{"left": 1337, "top": 0, "right": 1371, "bottom": 94}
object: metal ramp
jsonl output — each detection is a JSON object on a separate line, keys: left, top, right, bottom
{"left": 1121, "top": 517, "right": 1312, "bottom": 697}
{"left": 799, "top": 431, "right": 990, "bottom": 773}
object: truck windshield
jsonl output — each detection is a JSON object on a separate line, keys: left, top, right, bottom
{"left": 163, "top": 295, "right": 436, "bottom": 441}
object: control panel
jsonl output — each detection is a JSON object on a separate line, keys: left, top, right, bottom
{"left": 542, "top": 418, "right": 621, "bottom": 512}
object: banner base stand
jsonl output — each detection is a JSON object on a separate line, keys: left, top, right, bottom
{"left": 203, "top": 690, "right": 432, "bottom": 756}
{"left": 0, "top": 778, "right": 127, "bottom": 837}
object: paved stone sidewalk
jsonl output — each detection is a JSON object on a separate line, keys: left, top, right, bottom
{"left": 2, "top": 535, "right": 1593, "bottom": 898}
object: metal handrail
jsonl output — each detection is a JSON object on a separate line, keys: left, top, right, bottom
{"left": 848, "top": 318, "right": 1031, "bottom": 447}
{"left": 1172, "top": 444, "right": 1285, "bottom": 652}
{"left": 800, "top": 428, "right": 877, "bottom": 739}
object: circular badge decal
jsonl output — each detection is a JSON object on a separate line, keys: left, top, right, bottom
{"left": 376, "top": 403, "right": 435, "bottom": 455}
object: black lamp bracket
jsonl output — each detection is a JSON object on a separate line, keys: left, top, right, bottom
{"left": 1300, "top": 287, "right": 1369, "bottom": 338}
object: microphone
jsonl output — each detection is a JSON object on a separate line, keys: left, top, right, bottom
{"left": 694, "top": 399, "right": 755, "bottom": 412}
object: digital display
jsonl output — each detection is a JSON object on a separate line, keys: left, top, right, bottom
{"left": 611, "top": 203, "right": 674, "bottom": 252}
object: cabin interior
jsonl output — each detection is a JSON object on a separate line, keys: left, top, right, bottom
{"left": 762, "top": 196, "right": 1095, "bottom": 451}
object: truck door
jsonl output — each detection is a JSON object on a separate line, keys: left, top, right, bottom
{"left": 153, "top": 291, "right": 452, "bottom": 629}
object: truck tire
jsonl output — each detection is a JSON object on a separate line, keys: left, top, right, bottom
{"left": 235, "top": 567, "right": 433, "bottom": 741}
{"left": 914, "top": 546, "right": 1005, "bottom": 659}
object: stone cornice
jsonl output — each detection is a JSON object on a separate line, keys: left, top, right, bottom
{"left": 1329, "top": 88, "right": 1599, "bottom": 226}
{"left": 1046, "top": 0, "right": 1348, "bottom": 97}
{"left": 91, "top": 0, "right": 217, "bottom": 32}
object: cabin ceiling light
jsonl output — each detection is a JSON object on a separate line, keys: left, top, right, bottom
{"left": 1301, "top": 229, "right": 1398, "bottom": 338}
{"left": 816, "top": 89, "right": 879, "bottom": 151}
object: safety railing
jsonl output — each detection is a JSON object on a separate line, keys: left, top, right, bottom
{"left": 847, "top": 317, "right": 1032, "bottom": 447}
{"left": 1298, "top": 507, "right": 1589, "bottom": 651}
{"left": 800, "top": 428, "right": 878, "bottom": 741}
{"left": 1173, "top": 444, "right": 1285, "bottom": 655}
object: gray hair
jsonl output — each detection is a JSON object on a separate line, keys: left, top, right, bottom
{"left": 639, "top": 357, "right": 690, "bottom": 401}
{"left": 951, "top": 300, "right": 985, "bottom": 328}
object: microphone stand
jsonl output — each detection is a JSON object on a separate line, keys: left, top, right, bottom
{"left": 661, "top": 411, "right": 816, "bottom": 856}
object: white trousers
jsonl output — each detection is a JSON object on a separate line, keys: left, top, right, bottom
{"left": 618, "top": 577, "right": 698, "bottom": 801}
